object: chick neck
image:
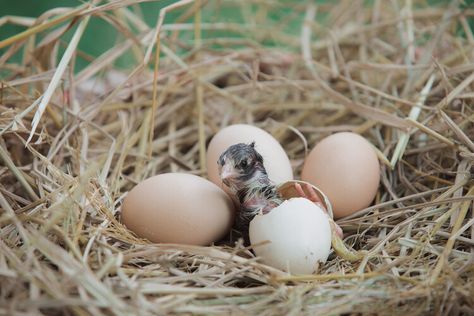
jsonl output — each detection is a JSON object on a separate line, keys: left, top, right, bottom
{"left": 234, "top": 168, "right": 283, "bottom": 218}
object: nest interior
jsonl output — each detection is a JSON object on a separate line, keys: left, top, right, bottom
{"left": 0, "top": 1, "right": 473, "bottom": 315}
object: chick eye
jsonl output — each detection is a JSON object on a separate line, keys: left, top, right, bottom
{"left": 239, "top": 160, "right": 248, "bottom": 169}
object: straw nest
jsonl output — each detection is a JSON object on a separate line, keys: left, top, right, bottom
{"left": 1, "top": 0, "right": 473, "bottom": 315}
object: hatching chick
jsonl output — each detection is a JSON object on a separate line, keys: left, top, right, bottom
{"left": 217, "top": 142, "right": 282, "bottom": 245}
{"left": 218, "top": 142, "right": 343, "bottom": 246}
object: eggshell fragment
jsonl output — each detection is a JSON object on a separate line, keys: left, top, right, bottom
{"left": 277, "top": 180, "right": 334, "bottom": 219}
{"left": 302, "top": 132, "right": 380, "bottom": 218}
{"left": 206, "top": 124, "right": 293, "bottom": 194}
{"left": 249, "top": 197, "right": 331, "bottom": 274}
{"left": 121, "top": 173, "right": 235, "bottom": 246}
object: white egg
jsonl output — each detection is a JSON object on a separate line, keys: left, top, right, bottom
{"left": 249, "top": 197, "right": 331, "bottom": 274}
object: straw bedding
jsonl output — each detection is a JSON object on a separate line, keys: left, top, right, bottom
{"left": 0, "top": 0, "right": 473, "bottom": 315}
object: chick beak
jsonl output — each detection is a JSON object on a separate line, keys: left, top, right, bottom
{"left": 220, "top": 164, "right": 238, "bottom": 186}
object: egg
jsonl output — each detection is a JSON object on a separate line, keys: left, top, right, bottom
{"left": 121, "top": 173, "right": 234, "bottom": 245}
{"left": 249, "top": 180, "right": 364, "bottom": 271}
{"left": 301, "top": 132, "right": 380, "bottom": 218}
{"left": 207, "top": 124, "right": 293, "bottom": 195}
{"left": 249, "top": 197, "right": 332, "bottom": 274}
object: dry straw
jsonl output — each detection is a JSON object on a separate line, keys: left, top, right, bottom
{"left": 0, "top": 0, "right": 473, "bottom": 315}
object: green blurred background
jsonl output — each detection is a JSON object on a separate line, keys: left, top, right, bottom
{"left": 1, "top": 0, "right": 201, "bottom": 71}
{"left": 0, "top": 0, "right": 472, "bottom": 72}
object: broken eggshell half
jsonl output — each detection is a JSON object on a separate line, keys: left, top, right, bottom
{"left": 249, "top": 180, "right": 364, "bottom": 274}
{"left": 277, "top": 180, "right": 334, "bottom": 219}
{"left": 249, "top": 197, "right": 331, "bottom": 274}
{"left": 279, "top": 180, "right": 365, "bottom": 262}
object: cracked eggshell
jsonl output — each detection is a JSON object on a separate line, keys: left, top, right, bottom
{"left": 206, "top": 124, "right": 293, "bottom": 194}
{"left": 277, "top": 180, "right": 334, "bottom": 219}
{"left": 121, "top": 173, "right": 235, "bottom": 246}
{"left": 249, "top": 197, "right": 331, "bottom": 274}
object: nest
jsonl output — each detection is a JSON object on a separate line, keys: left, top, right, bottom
{"left": 1, "top": 1, "right": 473, "bottom": 315}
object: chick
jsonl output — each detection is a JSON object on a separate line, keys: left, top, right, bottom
{"left": 217, "top": 142, "right": 282, "bottom": 245}
{"left": 218, "top": 142, "right": 343, "bottom": 246}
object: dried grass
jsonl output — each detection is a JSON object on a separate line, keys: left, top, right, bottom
{"left": 0, "top": 0, "right": 473, "bottom": 315}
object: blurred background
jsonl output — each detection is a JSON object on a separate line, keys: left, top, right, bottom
{"left": 0, "top": 0, "right": 472, "bottom": 72}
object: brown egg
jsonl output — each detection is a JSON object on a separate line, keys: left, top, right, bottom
{"left": 121, "top": 173, "right": 235, "bottom": 245}
{"left": 206, "top": 124, "right": 293, "bottom": 198}
{"left": 301, "top": 132, "right": 380, "bottom": 218}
